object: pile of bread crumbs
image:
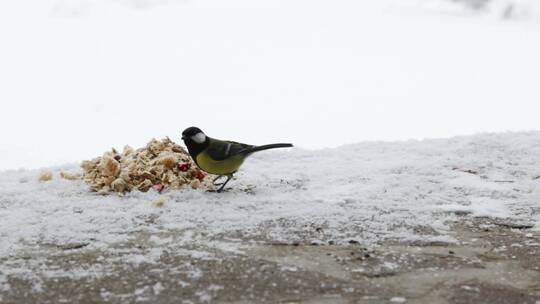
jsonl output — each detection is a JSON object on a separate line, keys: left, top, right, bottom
{"left": 80, "top": 137, "right": 214, "bottom": 194}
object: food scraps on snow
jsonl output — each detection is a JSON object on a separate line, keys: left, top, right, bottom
{"left": 38, "top": 171, "right": 53, "bottom": 182}
{"left": 152, "top": 197, "right": 166, "bottom": 207}
{"left": 80, "top": 137, "right": 214, "bottom": 194}
{"left": 59, "top": 170, "right": 81, "bottom": 180}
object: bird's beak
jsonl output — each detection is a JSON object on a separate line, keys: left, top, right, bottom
{"left": 181, "top": 135, "right": 186, "bottom": 141}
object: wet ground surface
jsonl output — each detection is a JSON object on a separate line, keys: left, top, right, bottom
{"left": 1, "top": 218, "right": 539, "bottom": 304}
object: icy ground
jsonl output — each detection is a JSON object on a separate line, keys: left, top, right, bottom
{"left": 1, "top": 132, "right": 540, "bottom": 302}
{"left": 2, "top": 132, "right": 540, "bottom": 257}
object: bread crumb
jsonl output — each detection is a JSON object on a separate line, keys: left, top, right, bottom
{"left": 59, "top": 171, "right": 81, "bottom": 180}
{"left": 99, "top": 155, "right": 120, "bottom": 177}
{"left": 39, "top": 171, "right": 53, "bottom": 182}
{"left": 190, "top": 179, "right": 201, "bottom": 189}
{"left": 153, "top": 197, "right": 166, "bottom": 207}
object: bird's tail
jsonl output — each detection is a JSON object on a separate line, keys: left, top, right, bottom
{"left": 247, "top": 143, "right": 293, "bottom": 154}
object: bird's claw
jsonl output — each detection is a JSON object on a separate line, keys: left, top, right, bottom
{"left": 209, "top": 175, "right": 233, "bottom": 193}
{"left": 206, "top": 188, "right": 231, "bottom": 193}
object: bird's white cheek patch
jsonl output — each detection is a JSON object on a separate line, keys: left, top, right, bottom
{"left": 191, "top": 133, "right": 206, "bottom": 144}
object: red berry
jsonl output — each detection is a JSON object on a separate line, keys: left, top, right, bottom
{"left": 177, "top": 162, "right": 191, "bottom": 172}
{"left": 152, "top": 184, "right": 164, "bottom": 193}
{"left": 195, "top": 170, "right": 205, "bottom": 181}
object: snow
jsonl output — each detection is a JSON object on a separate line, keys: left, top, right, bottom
{"left": 439, "top": 197, "right": 511, "bottom": 218}
{"left": 1, "top": 0, "right": 540, "bottom": 170}
{"left": 398, "top": 0, "right": 540, "bottom": 20}
{"left": 390, "top": 297, "right": 407, "bottom": 303}
{"left": 1, "top": 132, "right": 540, "bottom": 266}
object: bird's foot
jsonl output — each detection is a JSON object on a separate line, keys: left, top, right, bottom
{"left": 213, "top": 175, "right": 234, "bottom": 186}
{"left": 212, "top": 175, "right": 225, "bottom": 184}
{"left": 206, "top": 187, "right": 232, "bottom": 193}
{"left": 207, "top": 174, "right": 233, "bottom": 193}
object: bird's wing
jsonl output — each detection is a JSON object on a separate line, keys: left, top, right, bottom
{"left": 205, "top": 140, "right": 253, "bottom": 161}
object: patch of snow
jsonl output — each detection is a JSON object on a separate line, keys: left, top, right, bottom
{"left": 1, "top": 133, "right": 540, "bottom": 259}
{"left": 468, "top": 197, "right": 512, "bottom": 218}
{"left": 123, "top": 254, "right": 155, "bottom": 265}
{"left": 438, "top": 197, "right": 512, "bottom": 219}
{"left": 195, "top": 286, "right": 222, "bottom": 304}
{"left": 382, "top": 261, "right": 400, "bottom": 271}
{"left": 280, "top": 266, "right": 298, "bottom": 272}
{"left": 461, "top": 285, "right": 480, "bottom": 292}
{"left": 480, "top": 0, "right": 540, "bottom": 20}
{"left": 152, "top": 282, "right": 164, "bottom": 295}
{"left": 1, "top": 132, "right": 540, "bottom": 284}
{"left": 395, "top": 0, "right": 540, "bottom": 21}
{"left": 178, "top": 280, "right": 190, "bottom": 288}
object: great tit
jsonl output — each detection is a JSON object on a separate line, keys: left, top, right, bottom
{"left": 181, "top": 127, "right": 293, "bottom": 192}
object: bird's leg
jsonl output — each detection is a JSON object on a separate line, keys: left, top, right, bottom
{"left": 213, "top": 175, "right": 225, "bottom": 185}
{"left": 216, "top": 174, "right": 233, "bottom": 193}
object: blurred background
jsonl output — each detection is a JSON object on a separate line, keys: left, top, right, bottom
{"left": 0, "top": 0, "right": 539, "bottom": 170}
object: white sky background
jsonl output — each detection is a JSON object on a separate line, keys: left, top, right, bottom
{"left": 0, "top": 0, "right": 539, "bottom": 170}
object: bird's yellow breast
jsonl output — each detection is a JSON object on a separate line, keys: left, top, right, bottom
{"left": 196, "top": 151, "right": 245, "bottom": 175}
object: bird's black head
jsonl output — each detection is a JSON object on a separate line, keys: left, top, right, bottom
{"left": 182, "top": 127, "right": 204, "bottom": 140}
{"left": 182, "top": 127, "right": 209, "bottom": 157}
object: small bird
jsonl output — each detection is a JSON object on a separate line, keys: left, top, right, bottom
{"left": 181, "top": 127, "right": 293, "bottom": 192}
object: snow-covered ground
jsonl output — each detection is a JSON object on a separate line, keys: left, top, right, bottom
{"left": 1, "top": 0, "right": 540, "bottom": 170}
{"left": 1, "top": 132, "right": 539, "bottom": 264}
